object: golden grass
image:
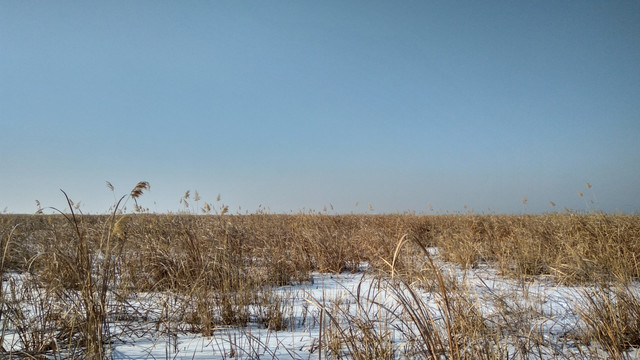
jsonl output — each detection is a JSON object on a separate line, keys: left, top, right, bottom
{"left": 0, "top": 188, "right": 639, "bottom": 358}
{"left": 4, "top": 211, "right": 639, "bottom": 285}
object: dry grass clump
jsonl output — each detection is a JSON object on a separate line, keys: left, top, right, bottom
{"left": 308, "top": 281, "right": 395, "bottom": 360}
{"left": 312, "top": 236, "right": 555, "bottom": 359}
{"left": 111, "top": 214, "right": 284, "bottom": 335}
{"left": 427, "top": 213, "right": 640, "bottom": 283}
{"left": 0, "top": 187, "right": 138, "bottom": 358}
{"left": 577, "top": 283, "right": 640, "bottom": 356}
{"left": 289, "top": 214, "right": 362, "bottom": 273}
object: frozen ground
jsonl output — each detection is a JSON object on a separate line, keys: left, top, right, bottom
{"left": 3, "top": 249, "right": 639, "bottom": 359}
{"left": 109, "top": 252, "right": 639, "bottom": 359}
{"left": 111, "top": 272, "right": 368, "bottom": 360}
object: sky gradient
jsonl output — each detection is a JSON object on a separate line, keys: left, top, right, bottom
{"left": 2, "top": 1, "right": 639, "bottom": 214}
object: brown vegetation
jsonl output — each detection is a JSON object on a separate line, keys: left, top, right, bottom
{"left": 0, "top": 187, "right": 639, "bottom": 358}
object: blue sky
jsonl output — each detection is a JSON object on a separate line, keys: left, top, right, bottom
{"left": 1, "top": 1, "right": 639, "bottom": 214}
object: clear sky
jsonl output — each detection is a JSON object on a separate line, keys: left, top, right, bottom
{"left": 1, "top": 1, "right": 639, "bottom": 214}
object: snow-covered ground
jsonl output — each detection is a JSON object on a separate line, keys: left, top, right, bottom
{"left": 110, "top": 259, "right": 639, "bottom": 359}
{"left": 3, "top": 249, "right": 639, "bottom": 359}
{"left": 112, "top": 272, "right": 368, "bottom": 360}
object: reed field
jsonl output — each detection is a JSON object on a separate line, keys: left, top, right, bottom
{"left": 0, "top": 183, "right": 639, "bottom": 359}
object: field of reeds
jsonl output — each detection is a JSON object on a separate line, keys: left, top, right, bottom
{"left": 0, "top": 183, "right": 639, "bottom": 359}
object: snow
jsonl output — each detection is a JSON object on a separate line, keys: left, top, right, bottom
{"left": 3, "top": 253, "right": 640, "bottom": 359}
{"left": 111, "top": 272, "right": 369, "bottom": 359}
{"left": 108, "top": 265, "right": 638, "bottom": 359}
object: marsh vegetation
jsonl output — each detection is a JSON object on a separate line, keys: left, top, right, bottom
{"left": 0, "top": 184, "right": 638, "bottom": 359}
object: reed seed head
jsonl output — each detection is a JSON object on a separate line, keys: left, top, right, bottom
{"left": 130, "top": 181, "right": 150, "bottom": 200}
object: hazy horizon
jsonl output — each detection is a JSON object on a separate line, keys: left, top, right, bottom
{"left": 2, "top": 1, "right": 639, "bottom": 214}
